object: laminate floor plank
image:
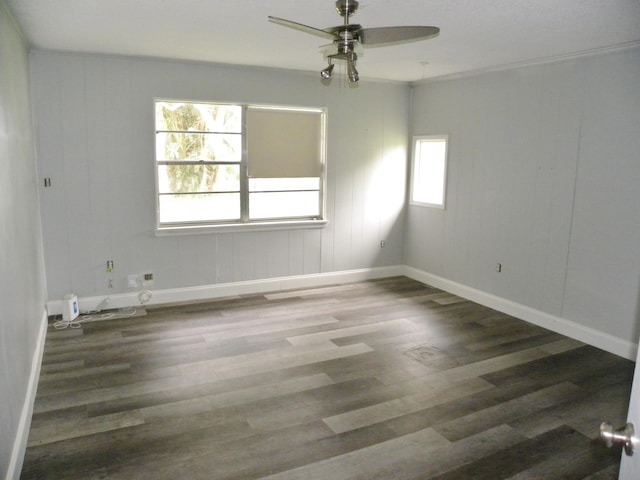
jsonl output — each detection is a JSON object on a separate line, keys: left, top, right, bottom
{"left": 349, "top": 424, "right": 527, "bottom": 480}
{"left": 190, "top": 423, "right": 401, "bottom": 480}
{"left": 257, "top": 427, "right": 452, "bottom": 480}
{"left": 27, "top": 410, "right": 146, "bottom": 447}
{"left": 21, "top": 277, "right": 633, "bottom": 479}
{"left": 432, "top": 382, "right": 583, "bottom": 442}
{"left": 580, "top": 464, "right": 619, "bottom": 480}
{"left": 382, "top": 377, "right": 561, "bottom": 437}
{"left": 86, "top": 372, "right": 335, "bottom": 418}
{"left": 511, "top": 378, "right": 633, "bottom": 439}
{"left": 322, "top": 377, "right": 494, "bottom": 434}
{"left": 426, "top": 426, "right": 613, "bottom": 480}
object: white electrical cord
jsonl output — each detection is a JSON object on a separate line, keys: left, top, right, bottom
{"left": 52, "top": 315, "right": 82, "bottom": 329}
{"left": 52, "top": 308, "right": 138, "bottom": 330}
{"left": 52, "top": 287, "right": 153, "bottom": 330}
{"left": 138, "top": 290, "right": 153, "bottom": 304}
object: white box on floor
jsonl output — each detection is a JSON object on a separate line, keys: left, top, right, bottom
{"left": 62, "top": 294, "right": 79, "bottom": 322}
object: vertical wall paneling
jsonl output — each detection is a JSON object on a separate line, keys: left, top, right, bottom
{"left": 84, "top": 56, "right": 114, "bottom": 293}
{"left": 330, "top": 88, "right": 357, "bottom": 272}
{"left": 152, "top": 235, "right": 180, "bottom": 290}
{"left": 253, "top": 232, "right": 269, "bottom": 281}
{"left": 407, "top": 47, "right": 640, "bottom": 345}
{"left": 59, "top": 55, "right": 94, "bottom": 295}
{"left": 288, "top": 230, "right": 305, "bottom": 277}
{"left": 447, "top": 79, "right": 476, "bottom": 283}
{"left": 266, "top": 230, "right": 291, "bottom": 279}
{"left": 30, "top": 52, "right": 410, "bottom": 302}
{"left": 303, "top": 229, "right": 322, "bottom": 275}
{"left": 0, "top": 1, "right": 48, "bottom": 476}
{"left": 177, "top": 236, "right": 200, "bottom": 288}
{"left": 215, "top": 233, "right": 236, "bottom": 285}
{"left": 32, "top": 53, "right": 70, "bottom": 300}
{"left": 562, "top": 51, "right": 640, "bottom": 341}
{"left": 195, "top": 234, "right": 218, "bottom": 286}
{"left": 232, "top": 233, "right": 256, "bottom": 282}
{"left": 374, "top": 87, "right": 409, "bottom": 267}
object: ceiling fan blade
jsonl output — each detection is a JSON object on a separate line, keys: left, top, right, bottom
{"left": 359, "top": 26, "right": 440, "bottom": 46}
{"left": 268, "top": 16, "right": 338, "bottom": 41}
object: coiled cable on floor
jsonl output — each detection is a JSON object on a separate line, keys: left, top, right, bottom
{"left": 52, "top": 316, "right": 83, "bottom": 329}
{"left": 52, "top": 308, "right": 138, "bottom": 329}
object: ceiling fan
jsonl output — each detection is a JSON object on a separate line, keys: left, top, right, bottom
{"left": 268, "top": 0, "right": 440, "bottom": 84}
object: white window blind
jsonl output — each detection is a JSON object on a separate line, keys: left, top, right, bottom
{"left": 247, "top": 107, "right": 323, "bottom": 178}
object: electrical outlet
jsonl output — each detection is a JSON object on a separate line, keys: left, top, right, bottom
{"left": 143, "top": 272, "right": 154, "bottom": 287}
{"left": 380, "top": 240, "right": 386, "bottom": 248}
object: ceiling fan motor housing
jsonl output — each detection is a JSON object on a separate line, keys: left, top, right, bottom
{"left": 337, "top": 29, "right": 357, "bottom": 55}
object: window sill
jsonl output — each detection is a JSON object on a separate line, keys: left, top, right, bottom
{"left": 409, "top": 201, "right": 445, "bottom": 209}
{"left": 155, "top": 219, "right": 328, "bottom": 236}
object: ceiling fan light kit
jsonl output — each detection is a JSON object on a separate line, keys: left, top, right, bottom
{"left": 320, "top": 61, "right": 335, "bottom": 79}
{"left": 269, "top": 0, "right": 440, "bottom": 84}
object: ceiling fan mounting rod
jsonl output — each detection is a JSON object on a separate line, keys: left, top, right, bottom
{"left": 336, "top": 0, "right": 359, "bottom": 24}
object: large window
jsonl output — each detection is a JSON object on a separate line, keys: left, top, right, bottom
{"left": 410, "top": 135, "right": 448, "bottom": 208}
{"left": 155, "top": 101, "right": 326, "bottom": 230}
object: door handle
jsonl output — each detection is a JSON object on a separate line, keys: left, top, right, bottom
{"left": 600, "top": 422, "right": 635, "bottom": 456}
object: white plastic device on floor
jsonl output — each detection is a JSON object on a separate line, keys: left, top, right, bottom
{"left": 62, "top": 294, "right": 79, "bottom": 322}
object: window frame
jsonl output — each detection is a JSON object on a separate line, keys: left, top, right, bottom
{"left": 409, "top": 134, "right": 449, "bottom": 209}
{"left": 154, "top": 100, "right": 328, "bottom": 234}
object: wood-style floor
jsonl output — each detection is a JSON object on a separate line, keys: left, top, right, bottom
{"left": 21, "top": 277, "right": 634, "bottom": 479}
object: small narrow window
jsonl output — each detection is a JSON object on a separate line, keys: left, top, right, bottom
{"left": 410, "top": 135, "right": 448, "bottom": 208}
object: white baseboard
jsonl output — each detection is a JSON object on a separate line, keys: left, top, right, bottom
{"left": 6, "top": 309, "right": 48, "bottom": 480}
{"left": 46, "top": 266, "right": 405, "bottom": 315}
{"left": 45, "top": 265, "right": 636, "bottom": 361}
{"left": 403, "top": 266, "right": 637, "bottom": 361}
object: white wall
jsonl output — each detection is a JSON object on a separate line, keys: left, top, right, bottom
{"left": 30, "top": 52, "right": 409, "bottom": 303}
{"left": 406, "top": 47, "right": 640, "bottom": 346}
{"left": 0, "top": 1, "right": 48, "bottom": 477}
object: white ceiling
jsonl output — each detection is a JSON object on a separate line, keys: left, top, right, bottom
{"left": 6, "top": 0, "right": 640, "bottom": 83}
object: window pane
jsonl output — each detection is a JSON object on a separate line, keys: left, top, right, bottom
{"left": 207, "top": 133, "right": 242, "bottom": 163}
{"left": 250, "top": 191, "right": 320, "bottom": 219}
{"left": 156, "top": 132, "right": 241, "bottom": 162}
{"left": 159, "top": 193, "right": 240, "bottom": 223}
{"left": 411, "top": 137, "right": 447, "bottom": 207}
{"left": 158, "top": 165, "right": 239, "bottom": 194}
{"left": 156, "top": 102, "right": 241, "bottom": 133}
